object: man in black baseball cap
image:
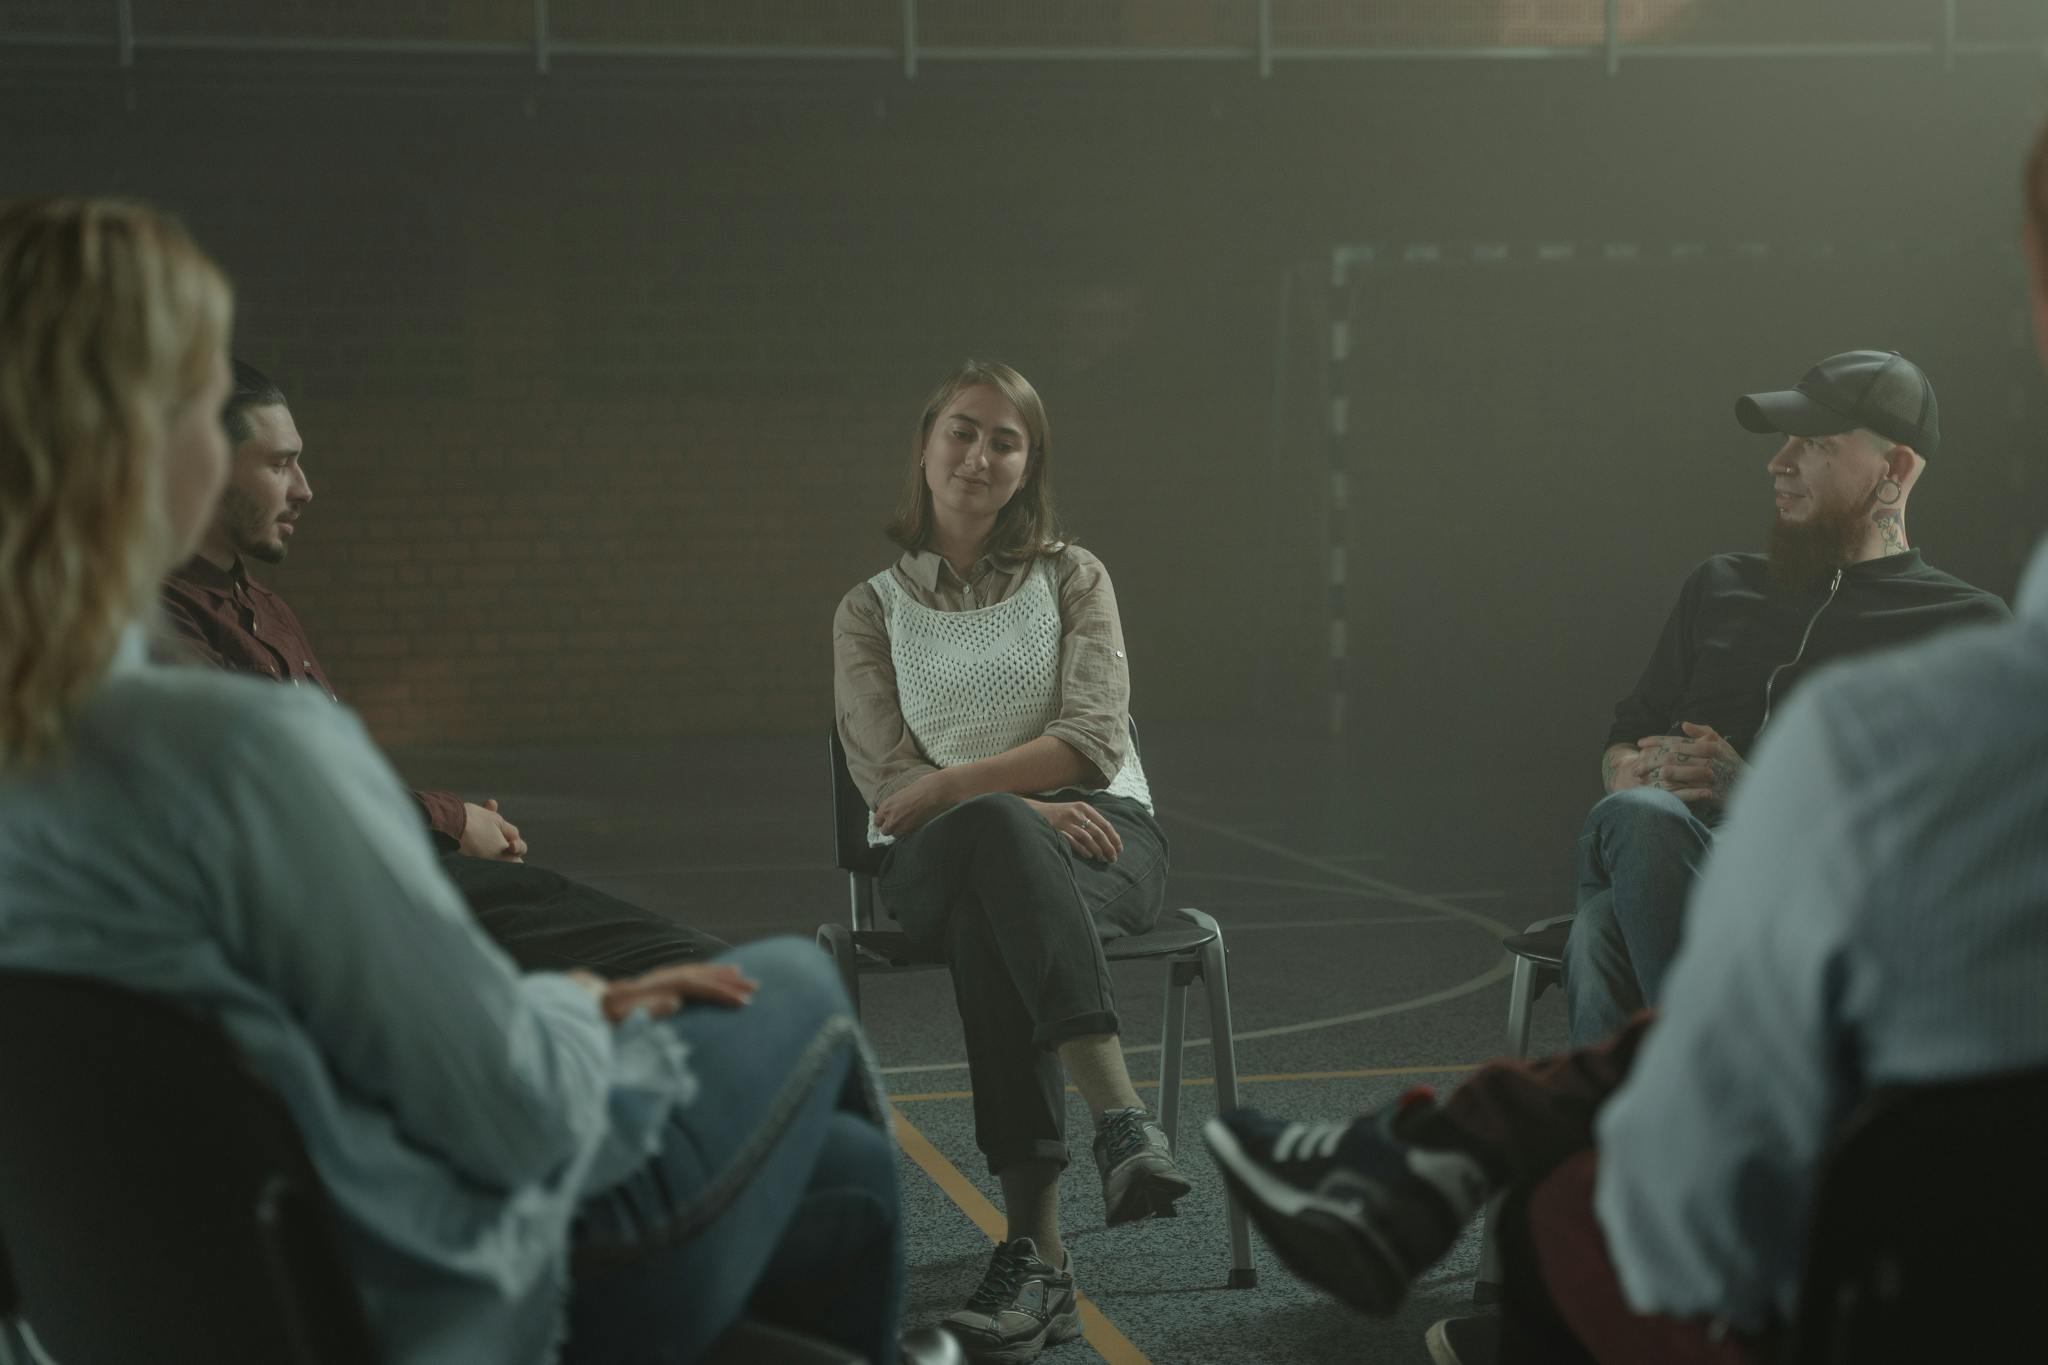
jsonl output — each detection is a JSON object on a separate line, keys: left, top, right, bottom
{"left": 1735, "top": 347, "right": 1940, "bottom": 456}
{"left": 1740, "top": 350, "right": 1938, "bottom": 593}
{"left": 1561, "top": 349, "right": 2008, "bottom": 1048}
{"left": 1205, "top": 120, "right": 2048, "bottom": 1365}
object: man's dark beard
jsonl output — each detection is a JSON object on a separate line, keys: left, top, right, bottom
{"left": 220, "top": 484, "right": 288, "bottom": 564}
{"left": 1767, "top": 493, "right": 1868, "bottom": 591}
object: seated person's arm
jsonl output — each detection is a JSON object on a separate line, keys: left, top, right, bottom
{"left": 155, "top": 584, "right": 518, "bottom": 859}
{"left": 1591, "top": 686, "right": 1863, "bottom": 1332}
{"left": 201, "top": 691, "right": 618, "bottom": 1191}
{"left": 156, "top": 589, "right": 231, "bottom": 668}
{"left": 935, "top": 734, "right": 1100, "bottom": 807}
{"left": 833, "top": 584, "right": 941, "bottom": 810}
{"left": 1602, "top": 742, "right": 1646, "bottom": 793}
{"left": 412, "top": 788, "right": 469, "bottom": 851}
{"left": 421, "top": 790, "right": 529, "bottom": 862}
{"left": 1603, "top": 566, "right": 1707, "bottom": 791}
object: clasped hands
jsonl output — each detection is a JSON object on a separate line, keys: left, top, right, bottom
{"left": 568, "top": 962, "right": 759, "bottom": 1025}
{"left": 1622, "top": 722, "right": 1747, "bottom": 804}
{"left": 460, "top": 798, "right": 527, "bottom": 862}
{"left": 872, "top": 768, "right": 1122, "bottom": 861}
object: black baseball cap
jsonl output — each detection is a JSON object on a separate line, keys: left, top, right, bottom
{"left": 1735, "top": 350, "right": 1941, "bottom": 458}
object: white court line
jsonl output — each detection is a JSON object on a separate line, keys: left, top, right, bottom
{"left": 1171, "top": 869, "right": 1388, "bottom": 896}
{"left": 1221, "top": 914, "right": 1459, "bottom": 932}
{"left": 1168, "top": 811, "right": 1523, "bottom": 938}
{"left": 876, "top": 815, "right": 1519, "bottom": 1076}
{"left": 565, "top": 862, "right": 838, "bottom": 877}
{"left": 1172, "top": 868, "right": 1507, "bottom": 903}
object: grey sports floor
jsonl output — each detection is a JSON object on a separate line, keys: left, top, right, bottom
{"left": 394, "top": 729, "right": 1575, "bottom": 1365}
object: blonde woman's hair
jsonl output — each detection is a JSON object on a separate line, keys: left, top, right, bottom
{"left": 0, "top": 198, "right": 232, "bottom": 765}
{"left": 885, "top": 359, "right": 1067, "bottom": 563}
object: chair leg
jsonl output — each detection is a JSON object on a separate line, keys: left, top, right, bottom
{"left": 1503, "top": 954, "right": 1536, "bottom": 1060}
{"left": 1184, "top": 912, "right": 1257, "bottom": 1289}
{"left": 1157, "top": 962, "right": 1190, "bottom": 1150}
{"left": 1477, "top": 950, "right": 1541, "bottom": 1305}
{"left": 1473, "top": 1191, "right": 1506, "bottom": 1304}
{"left": 816, "top": 924, "right": 862, "bottom": 1018}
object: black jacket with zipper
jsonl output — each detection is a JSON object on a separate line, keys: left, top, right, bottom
{"left": 1608, "top": 549, "right": 2010, "bottom": 764}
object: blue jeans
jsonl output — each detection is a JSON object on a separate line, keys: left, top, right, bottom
{"left": 562, "top": 937, "right": 902, "bottom": 1365}
{"left": 1561, "top": 788, "right": 1714, "bottom": 1047}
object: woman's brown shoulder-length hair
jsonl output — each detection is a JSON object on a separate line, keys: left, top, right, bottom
{"left": 885, "top": 359, "right": 1069, "bottom": 564}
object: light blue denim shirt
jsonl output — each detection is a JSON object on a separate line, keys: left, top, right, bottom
{"left": 0, "top": 630, "right": 697, "bottom": 1364}
{"left": 1596, "top": 538, "right": 2048, "bottom": 1331}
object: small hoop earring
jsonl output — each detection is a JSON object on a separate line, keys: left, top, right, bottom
{"left": 919, "top": 457, "right": 926, "bottom": 469}
{"left": 1875, "top": 478, "right": 1902, "bottom": 505}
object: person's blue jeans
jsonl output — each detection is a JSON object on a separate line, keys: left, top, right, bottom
{"left": 562, "top": 937, "right": 902, "bottom": 1365}
{"left": 1561, "top": 788, "right": 1714, "bottom": 1047}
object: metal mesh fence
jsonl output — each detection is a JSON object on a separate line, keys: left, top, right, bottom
{"left": 2, "top": 2, "right": 2040, "bottom": 56}
{"left": 548, "top": 0, "right": 898, "bottom": 48}
{"left": 128, "top": 1, "right": 532, "bottom": 43}
{"left": 0, "top": 0, "right": 114, "bottom": 39}
{"left": 916, "top": 0, "right": 1251, "bottom": 48}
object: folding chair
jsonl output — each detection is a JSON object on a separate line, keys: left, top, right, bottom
{"left": 816, "top": 728, "right": 1257, "bottom": 1287}
{"left": 0, "top": 969, "right": 872, "bottom": 1364}
{"left": 1474, "top": 909, "right": 1579, "bottom": 1304}
{"left": 1501, "top": 913, "right": 1577, "bottom": 1060}
{"left": 1792, "top": 1066, "right": 2048, "bottom": 1364}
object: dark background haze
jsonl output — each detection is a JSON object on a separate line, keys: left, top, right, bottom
{"left": 6, "top": 0, "right": 2045, "bottom": 886}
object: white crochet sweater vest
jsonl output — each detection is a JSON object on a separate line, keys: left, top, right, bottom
{"left": 868, "top": 558, "right": 1152, "bottom": 846}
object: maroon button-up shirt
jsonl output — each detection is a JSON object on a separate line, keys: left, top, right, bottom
{"left": 161, "top": 556, "right": 468, "bottom": 846}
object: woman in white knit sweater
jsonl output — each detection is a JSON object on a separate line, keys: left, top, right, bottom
{"left": 832, "top": 360, "right": 1184, "bottom": 1363}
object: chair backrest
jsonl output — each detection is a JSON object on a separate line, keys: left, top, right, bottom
{"left": 830, "top": 728, "right": 887, "bottom": 883}
{"left": 0, "top": 969, "right": 378, "bottom": 1365}
{"left": 1793, "top": 1066, "right": 2048, "bottom": 1365}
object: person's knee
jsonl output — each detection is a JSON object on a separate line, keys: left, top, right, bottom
{"left": 720, "top": 936, "right": 852, "bottom": 1016}
{"left": 949, "top": 792, "right": 1041, "bottom": 838}
{"left": 950, "top": 793, "right": 1059, "bottom": 866}
{"left": 1564, "top": 891, "right": 1620, "bottom": 966}
{"left": 1584, "top": 786, "right": 1695, "bottom": 850}
{"left": 815, "top": 1112, "right": 899, "bottom": 1209}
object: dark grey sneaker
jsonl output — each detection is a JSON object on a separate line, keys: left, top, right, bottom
{"left": 942, "top": 1238, "right": 1082, "bottom": 1364}
{"left": 1092, "top": 1107, "right": 1193, "bottom": 1225}
{"left": 1425, "top": 1313, "right": 1500, "bottom": 1365}
{"left": 1203, "top": 1100, "right": 1490, "bottom": 1314}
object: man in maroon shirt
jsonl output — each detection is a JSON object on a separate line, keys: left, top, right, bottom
{"left": 162, "top": 360, "right": 723, "bottom": 975}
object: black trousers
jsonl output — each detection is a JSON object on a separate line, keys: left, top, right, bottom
{"left": 441, "top": 854, "right": 727, "bottom": 978}
{"left": 878, "top": 792, "right": 1168, "bottom": 1174}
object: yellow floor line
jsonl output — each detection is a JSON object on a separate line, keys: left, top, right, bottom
{"left": 891, "top": 1105, "right": 1153, "bottom": 1365}
{"left": 891, "top": 1060, "right": 1481, "bottom": 1104}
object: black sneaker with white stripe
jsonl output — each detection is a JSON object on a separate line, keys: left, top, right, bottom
{"left": 1203, "top": 1099, "right": 1490, "bottom": 1314}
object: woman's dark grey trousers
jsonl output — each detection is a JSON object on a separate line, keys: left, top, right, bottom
{"left": 878, "top": 792, "right": 1168, "bottom": 1175}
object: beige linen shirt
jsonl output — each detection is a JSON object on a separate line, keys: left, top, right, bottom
{"left": 832, "top": 544, "right": 1134, "bottom": 808}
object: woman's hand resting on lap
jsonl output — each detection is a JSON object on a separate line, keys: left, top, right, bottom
{"left": 873, "top": 769, "right": 965, "bottom": 838}
{"left": 1024, "top": 798, "right": 1121, "bottom": 862}
{"left": 568, "top": 963, "right": 759, "bottom": 1024}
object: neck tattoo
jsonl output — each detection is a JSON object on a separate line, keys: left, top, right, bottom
{"left": 1873, "top": 509, "right": 1907, "bottom": 555}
